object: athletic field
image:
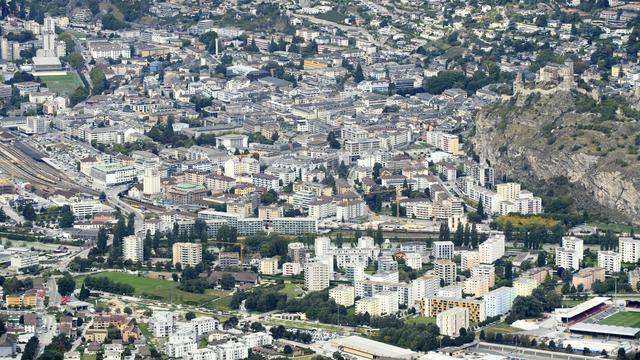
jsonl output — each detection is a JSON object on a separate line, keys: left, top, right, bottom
{"left": 39, "top": 72, "right": 83, "bottom": 96}
{"left": 598, "top": 311, "right": 640, "bottom": 328}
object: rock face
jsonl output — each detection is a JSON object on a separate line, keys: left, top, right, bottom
{"left": 469, "top": 90, "right": 640, "bottom": 224}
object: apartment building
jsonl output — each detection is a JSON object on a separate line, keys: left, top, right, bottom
{"left": 572, "top": 267, "right": 605, "bottom": 291}
{"left": 484, "top": 287, "right": 515, "bottom": 317}
{"left": 620, "top": 237, "right": 640, "bottom": 262}
{"left": 259, "top": 257, "right": 279, "bottom": 275}
{"left": 437, "top": 307, "right": 469, "bottom": 337}
{"left": 432, "top": 241, "right": 454, "bottom": 259}
{"left": 479, "top": 234, "right": 505, "bottom": 264}
{"left": 434, "top": 259, "right": 457, "bottom": 285}
{"left": 421, "top": 297, "right": 486, "bottom": 322}
{"left": 597, "top": 251, "right": 621, "bottom": 273}
{"left": 304, "top": 261, "right": 330, "bottom": 291}
{"left": 172, "top": 242, "right": 203, "bottom": 268}
{"left": 123, "top": 235, "right": 143, "bottom": 263}
{"left": 329, "top": 285, "right": 355, "bottom": 306}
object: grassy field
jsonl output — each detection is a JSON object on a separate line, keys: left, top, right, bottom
{"left": 39, "top": 72, "right": 83, "bottom": 96}
{"left": 592, "top": 223, "right": 639, "bottom": 235}
{"left": 599, "top": 311, "right": 640, "bottom": 328}
{"left": 404, "top": 316, "right": 436, "bottom": 325}
{"left": 315, "top": 10, "right": 349, "bottom": 24}
{"left": 75, "top": 271, "right": 232, "bottom": 310}
{"left": 484, "top": 322, "right": 521, "bottom": 335}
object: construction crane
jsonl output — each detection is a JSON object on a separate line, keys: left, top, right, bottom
{"left": 364, "top": 187, "right": 403, "bottom": 224}
{"left": 212, "top": 239, "right": 246, "bottom": 264}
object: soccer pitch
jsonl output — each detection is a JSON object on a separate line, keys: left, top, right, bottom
{"left": 39, "top": 72, "right": 84, "bottom": 96}
{"left": 598, "top": 311, "right": 640, "bottom": 328}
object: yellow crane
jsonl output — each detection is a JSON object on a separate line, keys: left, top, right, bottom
{"left": 212, "top": 239, "right": 246, "bottom": 264}
{"left": 364, "top": 187, "right": 403, "bottom": 224}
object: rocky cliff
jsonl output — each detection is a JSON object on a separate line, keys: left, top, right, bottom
{"left": 469, "top": 90, "right": 640, "bottom": 225}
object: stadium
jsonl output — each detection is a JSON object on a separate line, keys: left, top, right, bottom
{"left": 555, "top": 297, "right": 640, "bottom": 339}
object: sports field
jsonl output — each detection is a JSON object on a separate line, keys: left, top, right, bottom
{"left": 599, "top": 311, "right": 640, "bottom": 328}
{"left": 75, "top": 271, "right": 232, "bottom": 310}
{"left": 39, "top": 72, "right": 84, "bottom": 96}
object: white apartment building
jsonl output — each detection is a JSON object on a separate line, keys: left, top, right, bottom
{"left": 434, "top": 259, "right": 457, "bottom": 285}
{"left": 259, "top": 257, "right": 279, "bottom": 275}
{"left": 90, "top": 163, "right": 136, "bottom": 187}
{"left": 438, "top": 284, "right": 463, "bottom": 299}
{"left": 165, "top": 329, "right": 197, "bottom": 358}
{"left": 89, "top": 41, "right": 131, "bottom": 59}
{"left": 336, "top": 199, "right": 366, "bottom": 222}
{"left": 314, "top": 236, "right": 331, "bottom": 256}
{"left": 432, "top": 241, "right": 454, "bottom": 259}
{"left": 479, "top": 234, "right": 505, "bottom": 264}
{"left": 123, "top": 235, "right": 143, "bottom": 263}
{"left": 555, "top": 247, "right": 581, "bottom": 270}
{"left": 484, "top": 287, "right": 515, "bottom": 317}
{"left": 345, "top": 263, "right": 366, "bottom": 282}
{"left": 329, "top": 285, "right": 355, "bottom": 306}
{"left": 10, "top": 251, "right": 39, "bottom": 270}
{"left": 241, "top": 332, "right": 273, "bottom": 348}
{"left": 471, "top": 264, "right": 496, "bottom": 287}
{"left": 620, "top": 237, "right": 640, "bottom": 262}
{"left": 214, "top": 341, "right": 249, "bottom": 360}
{"left": 355, "top": 291, "right": 398, "bottom": 316}
{"left": 562, "top": 236, "right": 584, "bottom": 261}
{"left": 304, "top": 260, "right": 330, "bottom": 291}
{"left": 412, "top": 274, "right": 441, "bottom": 300}
{"left": 513, "top": 277, "right": 537, "bottom": 297}
{"left": 463, "top": 276, "right": 490, "bottom": 297}
{"left": 437, "top": 307, "right": 469, "bottom": 337}
{"left": 460, "top": 251, "right": 480, "bottom": 271}
{"left": 355, "top": 280, "right": 414, "bottom": 306}
{"left": 405, "top": 253, "right": 422, "bottom": 270}
{"left": 272, "top": 217, "right": 318, "bottom": 234}
{"left": 190, "top": 317, "right": 219, "bottom": 337}
{"left": 172, "top": 242, "right": 202, "bottom": 268}
{"left": 282, "top": 262, "right": 302, "bottom": 276}
{"left": 150, "top": 311, "right": 175, "bottom": 337}
{"left": 598, "top": 251, "right": 621, "bottom": 273}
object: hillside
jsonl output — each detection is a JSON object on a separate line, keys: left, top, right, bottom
{"left": 469, "top": 90, "right": 640, "bottom": 225}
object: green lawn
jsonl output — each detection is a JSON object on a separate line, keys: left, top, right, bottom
{"left": 315, "top": 10, "right": 349, "bottom": 24}
{"left": 599, "top": 311, "right": 640, "bottom": 328}
{"left": 278, "top": 283, "right": 303, "bottom": 298}
{"left": 75, "top": 271, "right": 232, "bottom": 310}
{"left": 404, "top": 316, "right": 436, "bottom": 325}
{"left": 39, "top": 72, "right": 84, "bottom": 96}
{"left": 484, "top": 322, "right": 521, "bottom": 335}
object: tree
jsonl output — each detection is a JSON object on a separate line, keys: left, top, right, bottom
{"left": 90, "top": 67, "right": 109, "bottom": 95}
{"left": 67, "top": 53, "right": 84, "bottom": 70}
{"left": 260, "top": 189, "right": 279, "bottom": 205}
{"left": 58, "top": 273, "right": 75, "bottom": 296}
{"left": 78, "top": 282, "right": 90, "bottom": 300}
{"left": 354, "top": 64, "right": 364, "bottom": 83}
{"left": 123, "top": 307, "right": 132, "bottom": 315}
{"left": 22, "top": 336, "right": 38, "bottom": 360}
{"left": 453, "top": 225, "right": 464, "bottom": 246}
{"left": 96, "top": 227, "right": 108, "bottom": 254}
{"left": 69, "top": 86, "right": 88, "bottom": 106}
{"left": 327, "top": 131, "right": 341, "bottom": 149}
{"left": 22, "top": 203, "right": 36, "bottom": 221}
{"left": 471, "top": 224, "right": 479, "bottom": 248}
{"left": 477, "top": 201, "right": 485, "bottom": 220}
{"left": 58, "top": 205, "right": 74, "bottom": 228}
{"left": 220, "top": 273, "right": 235, "bottom": 290}
{"left": 127, "top": 212, "right": 135, "bottom": 235}
{"left": 185, "top": 311, "right": 196, "bottom": 321}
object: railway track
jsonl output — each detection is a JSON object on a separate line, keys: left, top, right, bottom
{"left": 0, "top": 143, "right": 96, "bottom": 195}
